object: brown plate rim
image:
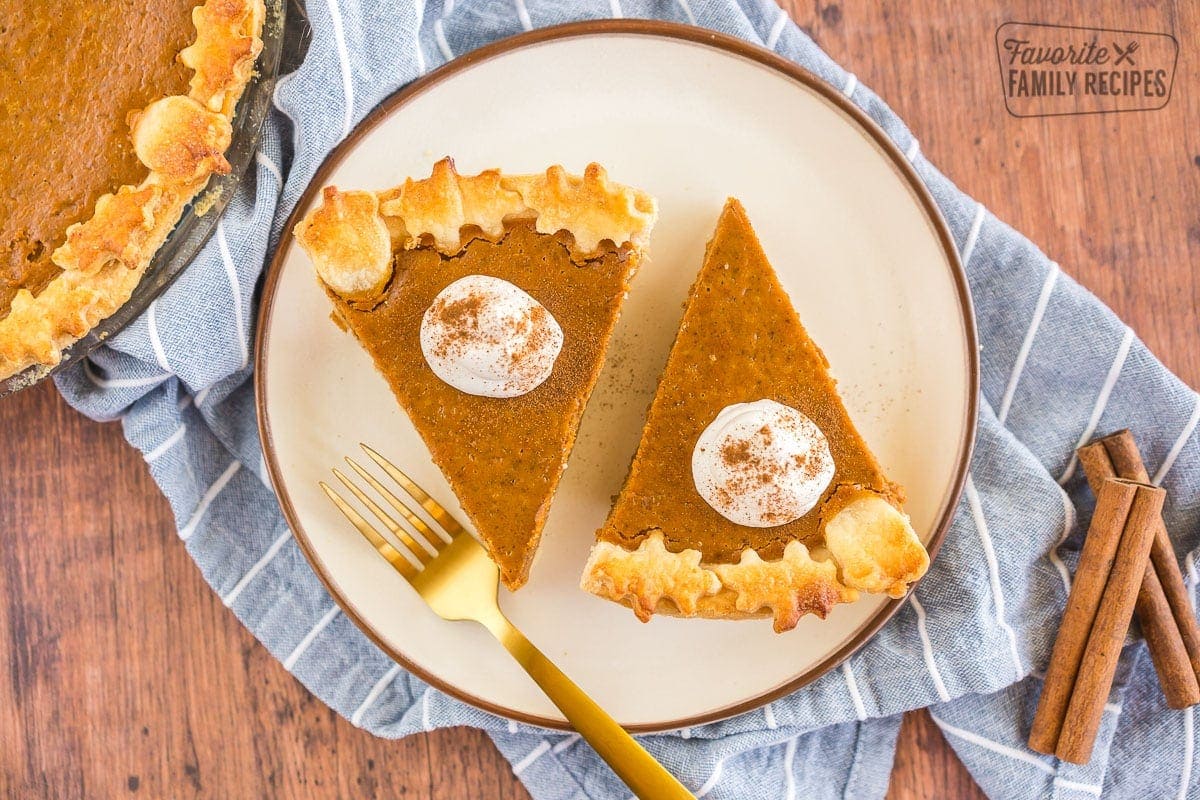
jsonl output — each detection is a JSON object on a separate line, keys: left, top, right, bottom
{"left": 254, "top": 19, "right": 980, "bottom": 734}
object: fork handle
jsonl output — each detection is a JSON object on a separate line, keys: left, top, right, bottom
{"left": 482, "top": 613, "right": 695, "bottom": 800}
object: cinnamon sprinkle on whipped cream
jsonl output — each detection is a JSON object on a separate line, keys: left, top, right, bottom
{"left": 692, "top": 399, "right": 835, "bottom": 527}
{"left": 419, "top": 275, "right": 563, "bottom": 398}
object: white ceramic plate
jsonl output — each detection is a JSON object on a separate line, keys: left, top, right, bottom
{"left": 256, "top": 22, "right": 977, "bottom": 731}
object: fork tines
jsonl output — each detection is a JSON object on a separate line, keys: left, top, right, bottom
{"left": 319, "top": 444, "right": 461, "bottom": 576}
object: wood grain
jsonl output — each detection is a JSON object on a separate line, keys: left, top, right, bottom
{"left": 2, "top": 1, "right": 1196, "bottom": 798}
{"left": 0, "top": 383, "right": 532, "bottom": 799}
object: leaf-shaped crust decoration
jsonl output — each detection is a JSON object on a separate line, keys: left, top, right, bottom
{"left": 713, "top": 542, "right": 858, "bottom": 633}
{"left": 824, "top": 492, "right": 929, "bottom": 599}
{"left": 580, "top": 531, "right": 721, "bottom": 622}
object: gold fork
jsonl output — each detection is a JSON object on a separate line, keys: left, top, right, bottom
{"left": 320, "top": 444, "right": 695, "bottom": 800}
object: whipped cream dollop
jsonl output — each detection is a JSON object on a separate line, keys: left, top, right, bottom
{"left": 420, "top": 275, "right": 563, "bottom": 398}
{"left": 692, "top": 399, "right": 835, "bottom": 527}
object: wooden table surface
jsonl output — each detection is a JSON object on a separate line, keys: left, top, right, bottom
{"left": 3, "top": 1, "right": 1196, "bottom": 797}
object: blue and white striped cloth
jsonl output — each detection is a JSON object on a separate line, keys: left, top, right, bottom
{"left": 56, "top": 2, "right": 1200, "bottom": 798}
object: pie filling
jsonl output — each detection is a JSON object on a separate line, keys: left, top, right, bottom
{"left": 1, "top": 1, "right": 201, "bottom": 320}
{"left": 589, "top": 275, "right": 901, "bottom": 566}
{"left": 326, "top": 224, "right": 636, "bottom": 586}
{"left": 326, "top": 225, "right": 638, "bottom": 587}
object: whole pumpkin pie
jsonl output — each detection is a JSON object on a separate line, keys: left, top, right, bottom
{"left": 580, "top": 199, "right": 929, "bottom": 632}
{"left": 293, "top": 158, "right": 658, "bottom": 589}
{"left": 0, "top": 0, "right": 265, "bottom": 380}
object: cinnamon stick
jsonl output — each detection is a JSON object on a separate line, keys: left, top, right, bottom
{"left": 1028, "top": 479, "right": 1137, "bottom": 755}
{"left": 1057, "top": 480, "right": 1164, "bottom": 763}
{"left": 1078, "top": 430, "right": 1200, "bottom": 709}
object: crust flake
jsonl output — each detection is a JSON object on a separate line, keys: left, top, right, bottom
{"left": 824, "top": 492, "right": 929, "bottom": 598}
{"left": 378, "top": 159, "right": 527, "bottom": 252}
{"left": 579, "top": 532, "right": 721, "bottom": 622}
{"left": 180, "top": 0, "right": 266, "bottom": 115}
{"left": 130, "top": 96, "right": 234, "bottom": 184}
{"left": 295, "top": 157, "right": 660, "bottom": 303}
{"left": 293, "top": 188, "right": 394, "bottom": 303}
{"left": 713, "top": 542, "right": 859, "bottom": 633}
{"left": 52, "top": 185, "right": 181, "bottom": 276}
{"left": 0, "top": 0, "right": 265, "bottom": 380}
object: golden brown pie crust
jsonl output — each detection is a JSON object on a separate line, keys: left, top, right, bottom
{"left": 581, "top": 491, "right": 926, "bottom": 633}
{"left": 0, "top": 0, "right": 265, "bottom": 380}
{"left": 293, "top": 157, "right": 659, "bottom": 302}
{"left": 580, "top": 199, "right": 929, "bottom": 632}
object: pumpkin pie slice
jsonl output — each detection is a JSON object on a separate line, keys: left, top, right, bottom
{"left": 294, "top": 159, "right": 658, "bottom": 589}
{"left": 580, "top": 198, "right": 928, "bottom": 632}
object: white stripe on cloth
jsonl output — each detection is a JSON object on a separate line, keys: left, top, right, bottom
{"left": 513, "top": 0, "right": 532, "bottom": 30}
{"left": 763, "top": 701, "right": 778, "bottom": 729}
{"left": 783, "top": 734, "right": 798, "bottom": 800}
{"left": 696, "top": 756, "right": 726, "bottom": 797}
{"left": 1181, "top": 704, "right": 1196, "bottom": 800}
{"left": 552, "top": 733, "right": 581, "bottom": 753}
{"left": 144, "top": 424, "right": 187, "bottom": 463}
{"left": 608, "top": 0, "right": 622, "bottom": 18}
{"left": 147, "top": 300, "right": 172, "bottom": 372}
{"left": 194, "top": 385, "right": 213, "bottom": 407}
{"left": 1153, "top": 393, "right": 1200, "bottom": 484}
{"left": 842, "top": 72, "right": 857, "bottom": 98}
{"left": 910, "top": 594, "right": 951, "bottom": 702}
{"left": 256, "top": 151, "right": 283, "bottom": 185}
{"left": 420, "top": 685, "right": 434, "bottom": 731}
{"left": 1182, "top": 553, "right": 1199, "bottom": 800}
{"left": 1053, "top": 777, "right": 1103, "bottom": 796}
{"left": 412, "top": 0, "right": 427, "bottom": 74}
{"left": 82, "top": 360, "right": 171, "bottom": 389}
{"left": 765, "top": 7, "right": 787, "bottom": 50}
{"left": 351, "top": 664, "right": 401, "bottom": 727}
{"left": 324, "top": 0, "right": 357, "bottom": 139}
{"left": 216, "top": 222, "right": 249, "bottom": 369}
{"left": 928, "top": 712, "right": 1054, "bottom": 774}
{"left": 511, "top": 740, "right": 550, "bottom": 776}
{"left": 180, "top": 461, "right": 241, "bottom": 541}
{"left": 965, "top": 475, "right": 1024, "bottom": 678}
{"left": 961, "top": 202, "right": 985, "bottom": 266}
{"left": 1059, "top": 325, "right": 1135, "bottom": 484}
{"left": 905, "top": 138, "right": 920, "bottom": 162}
{"left": 283, "top": 605, "right": 340, "bottom": 669}
{"left": 842, "top": 661, "right": 867, "bottom": 720}
{"left": 1048, "top": 486, "right": 1075, "bottom": 594}
{"left": 434, "top": 18, "right": 453, "bottom": 60}
{"left": 270, "top": 70, "right": 301, "bottom": 151}
{"left": 222, "top": 528, "right": 292, "bottom": 606}
{"left": 675, "top": 0, "right": 696, "bottom": 25}
{"left": 997, "top": 262, "right": 1059, "bottom": 425}
{"left": 1105, "top": 701, "right": 1123, "bottom": 715}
